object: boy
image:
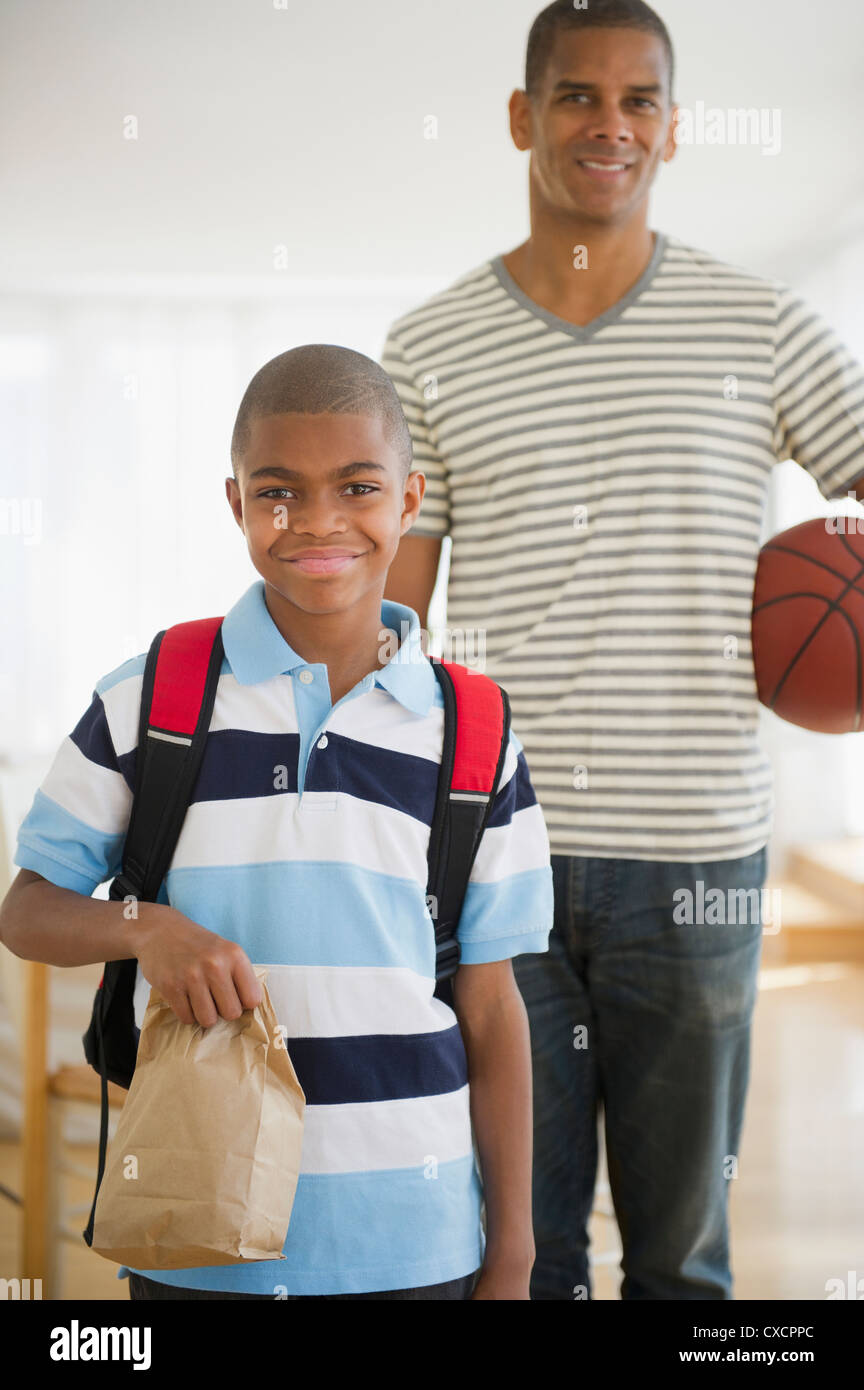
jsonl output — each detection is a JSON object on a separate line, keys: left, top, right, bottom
{"left": 0, "top": 344, "right": 555, "bottom": 1300}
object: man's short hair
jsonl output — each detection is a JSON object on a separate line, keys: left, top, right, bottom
{"left": 525, "top": 0, "right": 675, "bottom": 104}
{"left": 231, "top": 343, "right": 413, "bottom": 482}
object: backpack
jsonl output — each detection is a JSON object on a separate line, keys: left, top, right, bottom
{"left": 82, "top": 614, "right": 511, "bottom": 1247}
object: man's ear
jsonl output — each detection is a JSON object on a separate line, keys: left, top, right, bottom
{"left": 508, "top": 88, "right": 533, "bottom": 154}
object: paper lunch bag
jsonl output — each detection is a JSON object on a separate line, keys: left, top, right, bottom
{"left": 90, "top": 965, "right": 305, "bottom": 1269}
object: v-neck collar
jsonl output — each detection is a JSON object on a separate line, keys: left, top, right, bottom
{"left": 489, "top": 229, "right": 667, "bottom": 343}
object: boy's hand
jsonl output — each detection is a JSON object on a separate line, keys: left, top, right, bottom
{"left": 134, "top": 906, "right": 263, "bottom": 1029}
{"left": 470, "top": 1259, "right": 533, "bottom": 1300}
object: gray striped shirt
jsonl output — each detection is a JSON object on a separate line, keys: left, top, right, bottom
{"left": 381, "top": 232, "right": 864, "bottom": 862}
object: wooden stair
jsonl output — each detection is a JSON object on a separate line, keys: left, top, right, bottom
{"left": 767, "top": 838, "right": 864, "bottom": 963}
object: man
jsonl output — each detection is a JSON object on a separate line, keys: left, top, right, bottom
{"left": 381, "top": 0, "right": 864, "bottom": 1300}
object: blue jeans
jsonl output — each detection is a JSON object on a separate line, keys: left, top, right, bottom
{"left": 511, "top": 848, "right": 768, "bottom": 1300}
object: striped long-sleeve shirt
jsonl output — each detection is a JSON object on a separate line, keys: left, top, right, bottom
{"left": 381, "top": 231, "right": 864, "bottom": 862}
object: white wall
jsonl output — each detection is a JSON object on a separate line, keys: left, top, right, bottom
{"left": 1, "top": 0, "right": 862, "bottom": 287}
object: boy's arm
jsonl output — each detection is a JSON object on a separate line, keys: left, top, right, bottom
{"left": 5, "top": 662, "right": 262, "bottom": 1027}
{"left": 0, "top": 869, "right": 262, "bottom": 1028}
{"left": 447, "top": 724, "right": 555, "bottom": 1299}
{"left": 1, "top": 867, "right": 146, "bottom": 965}
{"left": 452, "top": 958, "right": 535, "bottom": 1299}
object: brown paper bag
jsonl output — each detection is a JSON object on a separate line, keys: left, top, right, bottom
{"left": 90, "top": 965, "right": 305, "bottom": 1269}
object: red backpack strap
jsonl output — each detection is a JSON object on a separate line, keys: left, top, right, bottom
{"left": 109, "top": 616, "right": 224, "bottom": 906}
{"left": 148, "top": 617, "right": 225, "bottom": 739}
{"left": 427, "top": 658, "right": 511, "bottom": 1001}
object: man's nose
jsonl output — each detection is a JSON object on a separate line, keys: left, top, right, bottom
{"left": 582, "top": 102, "right": 636, "bottom": 144}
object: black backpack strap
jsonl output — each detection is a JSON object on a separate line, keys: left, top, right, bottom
{"left": 427, "top": 659, "right": 511, "bottom": 1008}
{"left": 83, "top": 617, "right": 224, "bottom": 1248}
{"left": 111, "top": 617, "right": 226, "bottom": 905}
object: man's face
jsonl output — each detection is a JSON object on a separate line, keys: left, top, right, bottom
{"left": 511, "top": 26, "right": 678, "bottom": 225}
{"left": 225, "top": 412, "right": 424, "bottom": 619}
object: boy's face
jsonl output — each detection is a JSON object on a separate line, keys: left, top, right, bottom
{"left": 225, "top": 412, "right": 424, "bottom": 619}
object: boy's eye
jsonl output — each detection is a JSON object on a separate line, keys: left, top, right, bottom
{"left": 257, "top": 484, "right": 379, "bottom": 499}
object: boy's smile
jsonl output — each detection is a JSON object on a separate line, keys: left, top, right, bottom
{"left": 284, "top": 548, "right": 367, "bottom": 575}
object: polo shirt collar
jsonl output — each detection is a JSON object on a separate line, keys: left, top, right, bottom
{"left": 220, "top": 580, "right": 437, "bottom": 716}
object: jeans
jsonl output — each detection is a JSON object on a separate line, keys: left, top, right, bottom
{"left": 128, "top": 1270, "right": 478, "bottom": 1301}
{"left": 511, "top": 847, "right": 768, "bottom": 1301}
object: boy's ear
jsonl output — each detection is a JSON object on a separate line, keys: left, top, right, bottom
{"left": 225, "top": 475, "right": 245, "bottom": 529}
{"left": 401, "top": 470, "right": 426, "bottom": 530}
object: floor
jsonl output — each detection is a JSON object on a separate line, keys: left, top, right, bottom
{"left": 1, "top": 957, "right": 861, "bottom": 1301}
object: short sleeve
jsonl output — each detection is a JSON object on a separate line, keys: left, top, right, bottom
{"left": 455, "top": 725, "right": 554, "bottom": 965}
{"left": 12, "top": 657, "right": 144, "bottom": 897}
{"left": 380, "top": 326, "right": 452, "bottom": 539}
{"left": 772, "top": 284, "right": 864, "bottom": 498}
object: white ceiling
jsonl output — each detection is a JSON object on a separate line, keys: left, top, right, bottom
{"left": 1, "top": 0, "right": 863, "bottom": 292}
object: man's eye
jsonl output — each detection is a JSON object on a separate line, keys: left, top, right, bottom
{"left": 344, "top": 484, "right": 377, "bottom": 496}
{"left": 260, "top": 488, "right": 291, "bottom": 499}
{"left": 561, "top": 94, "right": 655, "bottom": 108}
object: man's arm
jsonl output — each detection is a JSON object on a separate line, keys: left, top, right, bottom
{"left": 772, "top": 286, "right": 864, "bottom": 503}
{"left": 379, "top": 326, "right": 449, "bottom": 633}
{"left": 383, "top": 533, "right": 442, "bottom": 636}
{"left": 452, "top": 958, "right": 535, "bottom": 1300}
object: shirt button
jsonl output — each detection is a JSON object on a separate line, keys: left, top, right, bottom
{"left": 298, "top": 669, "right": 314, "bottom": 684}
{"left": 317, "top": 735, "right": 328, "bottom": 749}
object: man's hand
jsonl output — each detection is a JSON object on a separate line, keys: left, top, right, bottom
{"left": 134, "top": 908, "right": 263, "bottom": 1029}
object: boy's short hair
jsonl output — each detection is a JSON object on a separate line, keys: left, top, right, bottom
{"left": 525, "top": 0, "right": 676, "bottom": 104}
{"left": 230, "top": 343, "right": 414, "bottom": 483}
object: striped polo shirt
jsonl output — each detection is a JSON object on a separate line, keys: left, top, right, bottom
{"left": 13, "top": 581, "right": 553, "bottom": 1294}
{"left": 381, "top": 231, "right": 864, "bottom": 862}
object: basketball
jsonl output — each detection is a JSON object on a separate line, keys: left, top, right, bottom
{"left": 752, "top": 515, "right": 864, "bottom": 733}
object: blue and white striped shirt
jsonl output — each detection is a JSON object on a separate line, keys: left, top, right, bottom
{"left": 13, "top": 580, "right": 554, "bottom": 1294}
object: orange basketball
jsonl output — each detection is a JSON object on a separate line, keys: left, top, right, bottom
{"left": 752, "top": 516, "right": 864, "bottom": 733}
